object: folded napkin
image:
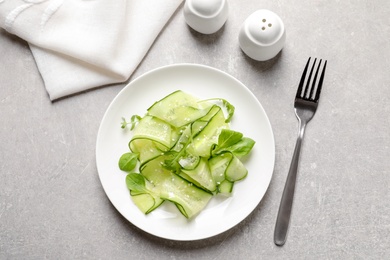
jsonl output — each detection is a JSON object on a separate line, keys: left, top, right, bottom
{"left": 0, "top": 0, "right": 182, "bottom": 100}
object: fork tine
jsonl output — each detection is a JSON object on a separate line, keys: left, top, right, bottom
{"left": 296, "top": 57, "right": 311, "bottom": 98}
{"left": 313, "top": 60, "right": 327, "bottom": 102}
{"left": 308, "top": 59, "right": 322, "bottom": 100}
{"left": 303, "top": 58, "right": 317, "bottom": 99}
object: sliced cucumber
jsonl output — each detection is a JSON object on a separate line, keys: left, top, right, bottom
{"left": 209, "top": 153, "right": 231, "bottom": 184}
{"left": 119, "top": 90, "right": 255, "bottom": 218}
{"left": 148, "top": 90, "right": 212, "bottom": 127}
{"left": 141, "top": 155, "right": 213, "bottom": 218}
{"left": 218, "top": 179, "right": 234, "bottom": 195}
{"left": 187, "top": 107, "right": 228, "bottom": 157}
{"left": 178, "top": 153, "right": 200, "bottom": 170}
{"left": 130, "top": 193, "right": 164, "bottom": 214}
{"left": 171, "top": 124, "right": 192, "bottom": 152}
{"left": 130, "top": 115, "right": 178, "bottom": 149}
{"left": 129, "top": 139, "right": 162, "bottom": 165}
{"left": 209, "top": 152, "right": 247, "bottom": 193}
{"left": 180, "top": 157, "right": 217, "bottom": 192}
{"left": 225, "top": 154, "right": 248, "bottom": 182}
{"left": 125, "top": 173, "right": 164, "bottom": 214}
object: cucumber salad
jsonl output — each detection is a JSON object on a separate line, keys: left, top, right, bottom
{"left": 118, "top": 90, "right": 255, "bottom": 219}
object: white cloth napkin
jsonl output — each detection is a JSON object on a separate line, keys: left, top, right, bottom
{"left": 0, "top": 0, "right": 182, "bottom": 100}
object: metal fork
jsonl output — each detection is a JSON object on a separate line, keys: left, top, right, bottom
{"left": 274, "top": 57, "right": 327, "bottom": 246}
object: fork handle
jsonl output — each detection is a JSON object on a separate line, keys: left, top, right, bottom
{"left": 274, "top": 121, "right": 306, "bottom": 246}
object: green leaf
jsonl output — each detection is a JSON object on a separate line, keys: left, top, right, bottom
{"left": 126, "top": 173, "right": 148, "bottom": 193}
{"left": 121, "top": 117, "right": 128, "bottom": 129}
{"left": 213, "top": 129, "right": 255, "bottom": 157}
{"left": 224, "top": 137, "right": 255, "bottom": 156}
{"left": 217, "top": 129, "right": 243, "bottom": 149}
{"left": 121, "top": 115, "right": 141, "bottom": 130}
{"left": 118, "top": 152, "right": 139, "bottom": 172}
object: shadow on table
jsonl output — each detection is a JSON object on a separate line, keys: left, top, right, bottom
{"left": 242, "top": 50, "right": 284, "bottom": 73}
{"left": 185, "top": 18, "right": 226, "bottom": 46}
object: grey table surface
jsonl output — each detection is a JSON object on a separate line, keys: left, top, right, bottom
{"left": 1, "top": 1, "right": 389, "bottom": 259}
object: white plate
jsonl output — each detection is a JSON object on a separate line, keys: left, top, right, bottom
{"left": 96, "top": 64, "right": 275, "bottom": 241}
